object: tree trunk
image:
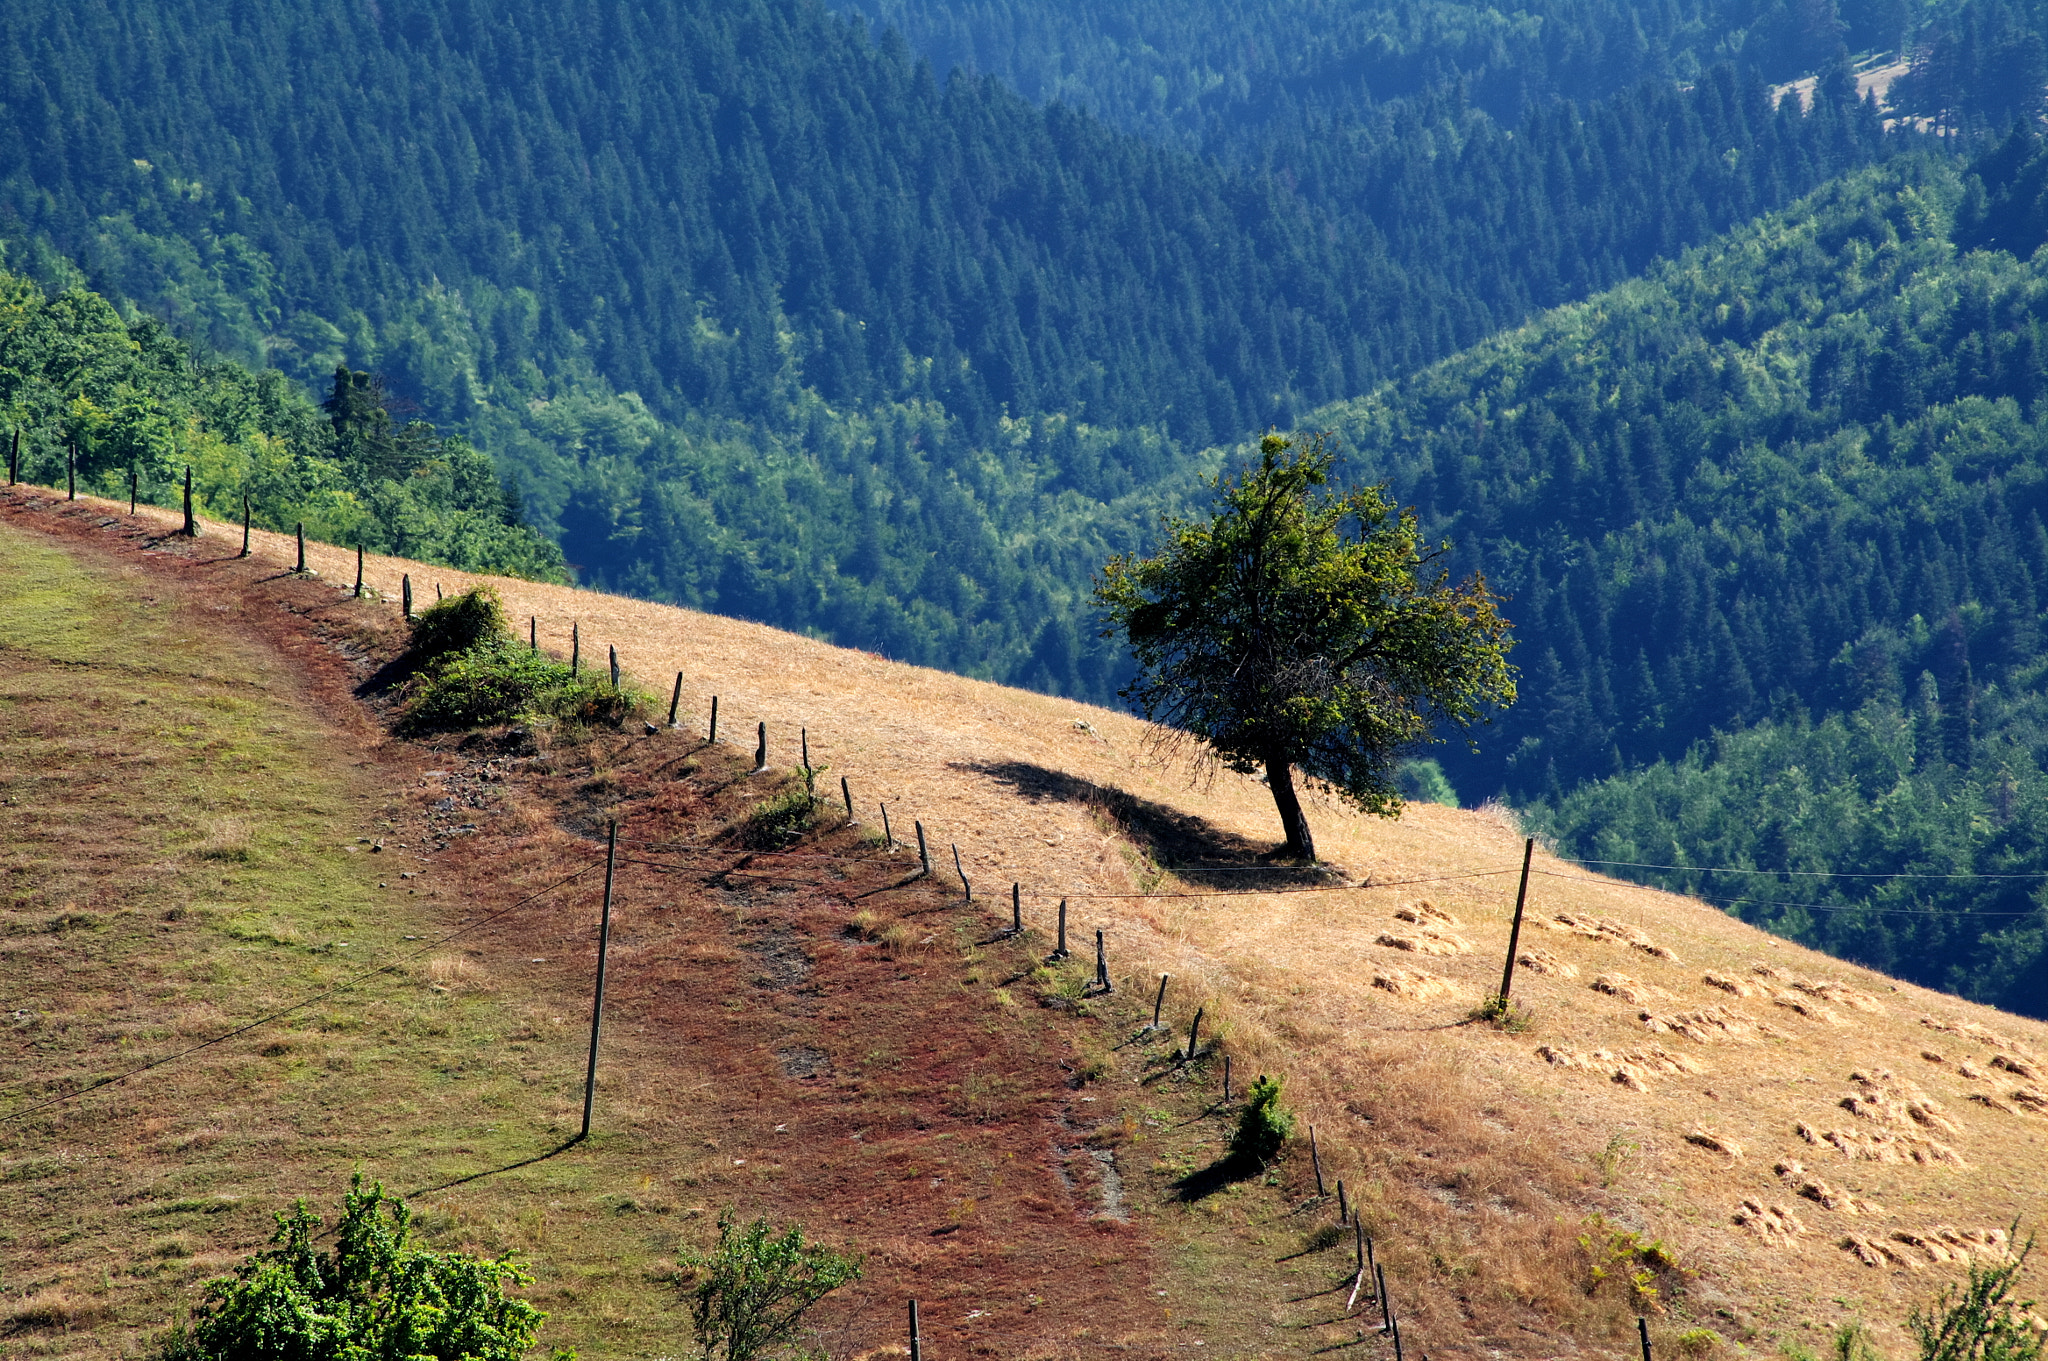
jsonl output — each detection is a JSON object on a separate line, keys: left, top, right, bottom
{"left": 1265, "top": 753, "right": 1316, "bottom": 862}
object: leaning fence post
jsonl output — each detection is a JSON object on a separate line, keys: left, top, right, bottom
{"left": 1185, "top": 1005, "right": 1203, "bottom": 1061}
{"left": 880, "top": 802, "right": 893, "bottom": 849}
{"left": 1338, "top": 1179, "right": 1349, "bottom": 1224}
{"left": 1150, "top": 973, "right": 1170, "bottom": 1030}
{"left": 841, "top": 776, "right": 854, "bottom": 819}
{"left": 240, "top": 495, "right": 252, "bottom": 557}
{"left": 952, "top": 844, "right": 970, "bottom": 900}
{"left": 801, "top": 727, "right": 811, "bottom": 773}
{"left": 181, "top": 466, "right": 197, "bottom": 536}
{"left": 1310, "top": 1125, "right": 1326, "bottom": 1196}
{"left": 580, "top": 819, "right": 620, "bottom": 1141}
{"left": 914, "top": 822, "right": 930, "bottom": 876}
{"left": 667, "top": 672, "right": 684, "bottom": 726}
{"left": 1094, "top": 929, "right": 1112, "bottom": 992}
{"left": 1377, "top": 1263, "right": 1391, "bottom": 1333}
{"left": 1496, "top": 836, "right": 1535, "bottom": 1006}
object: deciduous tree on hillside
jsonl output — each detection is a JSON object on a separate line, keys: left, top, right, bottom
{"left": 1096, "top": 432, "right": 1517, "bottom": 861}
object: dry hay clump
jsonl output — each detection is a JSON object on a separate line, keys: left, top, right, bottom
{"left": 1592, "top": 974, "right": 1673, "bottom": 1005}
{"left": 1702, "top": 971, "right": 1757, "bottom": 998}
{"left": 1795, "top": 1121, "right": 1966, "bottom": 1166}
{"left": 1967, "top": 1092, "right": 2021, "bottom": 1115}
{"left": 1376, "top": 926, "right": 1472, "bottom": 955}
{"left": 1545, "top": 913, "right": 1680, "bottom": 962}
{"left": 1538, "top": 1044, "right": 1701, "bottom": 1090}
{"left": 1393, "top": 900, "right": 1462, "bottom": 928}
{"left": 1974, "top": 1086, "right": 2048, "bottom": 1117}
{"left": 423, "top": 954, "right": 493, "bottom": 993}
{"left": 1516, "top": 947, "right": 1579, "bottom": 979}
{"left": 1684, "top": 1128, "right": 1745, "bottom": 1160}
{"left": 1841, "top": 1234, "right": 1922, "bottom": 1270}
{"left": 1640, "top": 1006, "right": 1775, "bottom": 1043}
{"left": 1753, "top": 965, "right": 1884, "bottom": 1014}
{"left": 1373, "top": 966, "right": 1459, "bottom": 1001}
{"left": 1921, "top": 1016, "right": 2041, "bottom": 1062}
{"left": 1733, "top": 1199, "right": 1807, "bottom": 1242}
{"left": 1888, "top": 1226, "right": 2014, "bottom": 1265}
{"left": 1991, "top": 1052, "right": 2043, "bottom": 1080}
{"left": 1773, "top": 1160, "right": 1875, "bottom": 1214}
{"left": 1837, "top": 1070, "right": 1960, "bottom": 1133}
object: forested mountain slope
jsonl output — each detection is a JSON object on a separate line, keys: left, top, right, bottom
{"left": 1316, "top": 148, "right": 2048, "bottom": 1013}
{"left": 0, "top": 0, "right": 1909, "bottom": 699}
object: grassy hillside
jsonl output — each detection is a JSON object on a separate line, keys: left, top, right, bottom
{"left": 7, "top": 487, "right": 2044, "bottom": 1359}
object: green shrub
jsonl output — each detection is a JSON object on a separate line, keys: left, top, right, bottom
{"left": 409, "top": 586, "right": 511, "bottom": 662}
{"left": 742, "top": 785, "right": 818, "bottom": 848}
{"left": 397, "top": 640, "right": 633, "bottom": 733}
{"left": 1230, "top": 1073, "right": 1294, "bottom": 1166}
{"left": 1909, "top": 1230, "right": 2039, "bottom": 1361}
{"left": 678, "top": 1209, "right": 861, "bottom": 1361}
{"left": 158, "top": 1173, "right": 545, "bottom": 1361}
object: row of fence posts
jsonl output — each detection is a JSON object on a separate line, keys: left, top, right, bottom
{"left": 18, "top": 481, "right": 1566, "bottom": 1358}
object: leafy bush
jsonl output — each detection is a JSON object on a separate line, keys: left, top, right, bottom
{"left": 1229, "top": 1073, "right": 1294, "bottom": 1166}
{"left": 742, "top": 785, "right": 818, "bottom": 849}
{"left": 1910, "top": 1230, "right": 2040, "bottom": 1361}
{"left": 410, "top": 586, "right": 512, "bottom": 662}
{"left": 159, "top": 1174, "right": 545, "bottom": 1361}
{"left": 677, "top": 1210, "right": 861, "bottom": 1361}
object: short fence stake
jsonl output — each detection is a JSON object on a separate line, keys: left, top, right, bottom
{"left": 1094, "top": 929, "right": 1112, "bottom": 993}
{"left": 1053, "top": 898, "right": 1069, "bottom": 958}
{"left": 801, "top": 727, "right": 811, "bottom": 773}
{"left": 530, "top": 615, "right": 537, "bottom": 651}
{"left": 1377, "top": 1263, "right": 1391, "bottom": 1333}
{"left": 435, "top": 582, "right": 442, "bottom": 601}
{"left": 181, "top": 465, "right": 196, "bottom": 536}
{"left": 66, "top": 442, "right": 74, "bottom": 499}
{"left": 1310, "top": 1125, "right": 1326, "bottom": 1195}
{"left": 1010, "top": 882, "right": 1021, "bottom": 933}
{"left": 1639, "top": 1318, "right": 1653, "bottom": 1361}
{"left": 1338, "top": 1179, "right": 1349, "bottom": 1224}
{"left": 753, "top": 721, "right": 768, "bottom": 773}
{"left": 1367, "top": 1233, "right": 1378, "bottom": 1303}
{"left": 1151, "top": 973, "right": 1170, "bottom": 1030}
{"left": 294, "top": 521, "right": 306, "bottom": 573}
{"left": 880, "top": 802, "right": 893, "bottom": 848}
{"left": 952, "top": 844, "right": 970, "bottom": 900}
{"left": 240, "top": 496, "right": 251, "bottom": 557}
{"left": 841, "top": 776, "right": 855, "bottom": 818}
{"left": 401, "top": 574, "right": 412, "bottom": 621}
{"left": 1223, "top": 1053, "right": 1232, "bottom": 1100}
{"left": 1497, "top": 836, "right": 1535, "bottom": 1006}
{"left": 909, "top": 1300, "right": 922, "bottom": 1361}
{"left": 580, "top": 820, "right": 620, "bottom": 1141}
{"left": 571, "top": 622, "right": 580, "bottom": 673}
{"left": 8, "top": 426, "right": 18, "bottom": 485}
{"left": 609, "top": 645, "right": 620, "bottom": 689}
{"left": 354, "top": 545, "right": 364, "bottom": 597}
{"left": 914, "top": 822, "right": 930, "bottom": 876}
{"left": 709, "top": 695, "right": 719, "bottom": 743}
{"left": 129, "top": 467, "right": 137, "bottom": 514}
{"left": 667, "top": 671, "right": 684, "bottom": 726}
{"left": 1185, "top": 1005, "right": 1203, "bottom": 1061}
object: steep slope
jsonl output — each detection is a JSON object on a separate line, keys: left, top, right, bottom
{"left": 12, "top": 486, "right": 2041, "bottom": 1359}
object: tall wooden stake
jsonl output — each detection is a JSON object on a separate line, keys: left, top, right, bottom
{"left": 8, "top": 426, "right": 17, "bottom": 485}
{"left": 1185, "top": 1005, "right": 1203, "bottom": 1061}
{"left": 571, "top": 622, "right": 580, "bottom": 674}
{"left": 181, "top": 466, "right": 196, "bottom": 536}
{"left": 667, "top": 672, "right": 684, "bottom": 726}
{"left": 1010, "top": 882, "right": 1021, "bottom": 933}
{"left": 879, "top": 802, "right": 893, "bottom": 848}
{"left": 1053, "top": 898, "right": 1068, "bottom": 958}
{"left": 1223, "top": 1053, "right": 1232, "bottom": 1100}
{"left": 129, "top": 467, "right": 137, "bottom": 513}
{"left": 580, "top": 820, "right": 620, "bottom": 1141}
{"left": 66, "top": 442, "right": 74, "bottom": 499}
{"left": 1151, "top": 973, "right": 1170, "bottom": 1029}
{"left": 294, "top": 522, "right": 306, "bottom": 573}
{"left": 1310, "top": 1125, "right": 1326, "bottom": 1195}
{"left": 915, "top": 821, "right": 930, "bottom": 876}
{"left": 1338, "top": 1178, "right": 1348, "bottom": 1223}
{"left": 1497, "top": 837, "right": 1535, "bottom": 1005}
{"left": 239, "top": 496, "right": 252, "bottom": 556}
{"left": 401, "top": 574, "right": 412, "bottom": 621}
{"left": 841, "top": 776, "right": 854, "bottom": 818}
{"left": 801, "top": 727, "right": 810, "bottom": 772}
{"left": 354, "top": 545, "right": 364, "bottom": 597}
{"left": 529, "top": 616, "right": 537, "bottom": 651}
{"left": 1094, "top": 929, "right": 1112, "bottom": 992}
{"left": 708, "top": 695, "right": 719, "bottom": 743}
{"left": 952, "top": 843, "right": 969, "bottom": 900}
{"left": 609, "top": 645, "right": 620, "bottom": 689}
{"left": 1639, "top": 1318, "right": 1653, "bottom": 1361}
{"left": 908, "top": 1300, "right": 922, "bottom": 1361}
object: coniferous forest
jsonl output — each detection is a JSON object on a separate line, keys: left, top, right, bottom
{"left": 5, "top": 0, "right": 2048, "bottom": 1010}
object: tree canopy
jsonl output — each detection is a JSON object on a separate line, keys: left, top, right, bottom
{"left": 1097, "top": 432, "right": 1516, "bottom": 859}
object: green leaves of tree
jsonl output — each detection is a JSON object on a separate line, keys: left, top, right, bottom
{"left": 677, "top": 1210, "right": 862, "bottom": 1361}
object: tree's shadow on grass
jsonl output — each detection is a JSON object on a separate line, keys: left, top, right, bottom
{"left": 1171, "top": 1150, "right": 1262, "bottom": 1202}
{"left": 952, "top": 760, "right": 1322, "bottom": 887}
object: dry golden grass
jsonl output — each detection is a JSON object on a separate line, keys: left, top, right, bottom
{"left": 73, "top": 496, "right": 2048, "bottom": 1357}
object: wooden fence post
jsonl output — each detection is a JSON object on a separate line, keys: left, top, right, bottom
{"left": 1223, "top": 1053, "right": 1232, "bottom": 1101}
{"left": 1497, "top": 837, "right": 1535, "bottom": 1006}
{"left": 753, "top": 721, "right": 767, "bottom": 773}
{"left": 709, "top": 695, "right": 719, "bottom": 743}
{"left": 801, "top": 727, "right": 811, "bottom": 773}
{"left": 66, "top": 442, "right": 74, "bottom": 500}
{"left": 8, "top": 426, "right": 17, "bottom": 485}
{"left": 1639, "top": 1318, "right": 1653, "bottom": 1361}
{"left": 609, "top": 645, "right": 620, "bottom": 689}
{"left": 580, "top": 820, "right": 620, "bottom": 1141}
{"left": 1338, "top": 1179, "right": 1348, "bottom": 1224}
{"left": 908, "top": 1300, "right": 922, "bottom": 1361}
{"left": 1053, "top": 897, "right": 1068, "bottom": 958}
{"left": 401, "top": 574, "right": 412, "bottom": 621}
{"left": 1310, "top": 1126, "right": 1326, "bottom": 1196}
{"left": 239, "top": 496, "right": 251, "bottom": 557}
{"left": 181, "top": 466, "right": 197, "bottom": 536}
{"left": 530, "top": 616, "right": 537, "bottom": 651}
{"left": 1094, "top": 929, "right": 1112, "bottom": 992}
{"left": 952, "top": 843, "right": 969, "bottom": 900}
{"left": 667, "top": 672, "right": 684, "bottom": 727}
{"left": 571, "top": 622, "right": 580, "bottom": 674}
{"left": 354, "top": 545, "right": 364, "bottom": 597}
{"left": 841, "top": 776, "right": 854, "bottom": 819}
{"left": 1151, "top": 973, "right": 1170, "bottom": 1030}
{"left": 1185, "top": 1005, "right": 1203, "bottom": 1061}
{"left": 915, "top": 822, "right": 930, "bottom": 876}
{"left": 880, "top": 802, "right": 893, "bottom": 848}
{"left": 294, "top": 522, "right": 306, "bottom": 573}
{"left": 1010, "top": 882, "right": 1021, "bottom": 934}
{"left": 128, "top": 467, "right": 137, "bottom": 514}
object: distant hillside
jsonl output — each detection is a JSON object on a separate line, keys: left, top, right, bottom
{"left": 1318, "top": 151, "right": 2048, "bottom": 1013}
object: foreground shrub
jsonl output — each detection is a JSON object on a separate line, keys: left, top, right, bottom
{"left": 1910, "top": 1229, "right": 2040, "bottom": 1361}
{"left": 410, "top": 586, "right": 512, "bottom": 662}
{"left": 1230, "top": 1073, "right": 1294, "bottom": 1166}
{"left": 678, "top": 1210, "right": 861, "bottom": 1361}
{"left": 159, "top": 1174, "right": 545, "bottom": 1361}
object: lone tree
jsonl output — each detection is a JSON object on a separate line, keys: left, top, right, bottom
{"left": 1096, "top": 431, "right": 1516, "bottom": 861}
